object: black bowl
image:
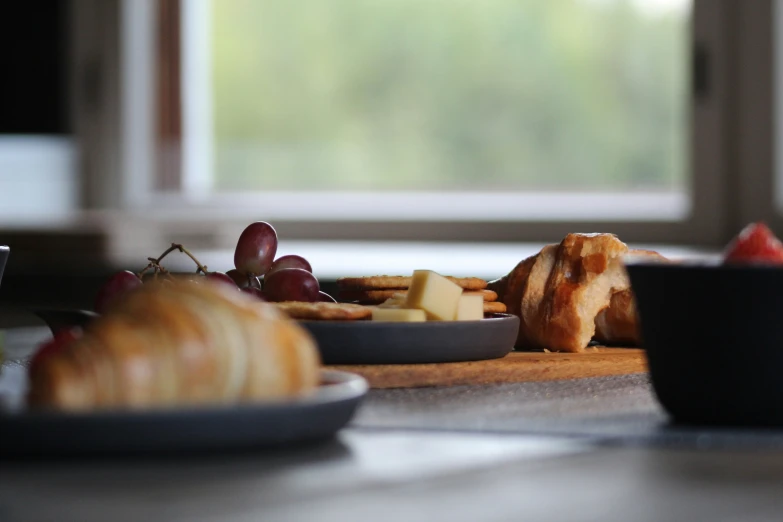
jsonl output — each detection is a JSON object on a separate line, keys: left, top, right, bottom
{"left": 626, "top": 259, "right": 783, "bottom": 427}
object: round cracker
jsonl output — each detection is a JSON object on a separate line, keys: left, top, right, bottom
{"left": 483, "top": 301, "right": 507, "bottom": 314}
{"left": 273, "top": 302, "right": 372, "bottom": 321}
{"left": 338, "top": 288, "right": 498, "bottom": 303}
{"left": 336, "top": 275, "right": 487, "bottom": 291}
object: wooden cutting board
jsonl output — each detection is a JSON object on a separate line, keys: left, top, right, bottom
{"left": 326, "top": 347, "right": 647, "bottom": 389}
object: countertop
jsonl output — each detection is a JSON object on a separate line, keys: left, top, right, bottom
{"left": 9, "top": 429, "right": 783, "bottom": 522}
{"left": 3, "top": 327, "right": 783, "bottom": 521}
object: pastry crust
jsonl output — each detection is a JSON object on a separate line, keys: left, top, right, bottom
{"left": 593, "top": 249, "right": 668, "bottom": 345}
{"left": 498, "top": 234, "right": 631, "bottom": 352}
{"left": 28, "top": 280, "right": 321, "bottom": 411}
{"left": 495, "top": 237, "right": 667, "bottom": 351}
{"left": 593, "top": 289, "right": 638, "bottom": 345}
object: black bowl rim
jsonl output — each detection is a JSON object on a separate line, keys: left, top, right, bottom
{"left": 624, "top": 258, "right": 783, "bottom": 272}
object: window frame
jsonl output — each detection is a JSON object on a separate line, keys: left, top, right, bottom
{"left": 708, "top": 0, "right": 783, "bottom": 239}
{"left": 72, "top": 0, "right": 749, "bottom": 246}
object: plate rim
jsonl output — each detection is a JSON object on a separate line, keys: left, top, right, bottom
{"left": 298, "top": 312, "right": 518, "bottom": 327}
{"left": 0, "top": 369, "right": 368, "bottom": 421}
{"left": 302, "top": 314, "right": 519, "bottom": 365}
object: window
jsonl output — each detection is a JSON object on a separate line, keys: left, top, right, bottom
{"left": 75, "top": 0, "right": 746, "bottom": 244}
{"left": 187, "top": 0, "right": 692, "bottom": 221}
{"left": 210, "top": 0, "right": 689, "bottom": 194}
{"left": 716, "top": 0, "right": 783, "bottom": 236}
{"left": 149, "top": 0, "right": 692, "bottom": 229}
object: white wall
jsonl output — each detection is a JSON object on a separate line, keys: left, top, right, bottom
{"left": 0, "top": 136, "right": 79, "bottom": 221}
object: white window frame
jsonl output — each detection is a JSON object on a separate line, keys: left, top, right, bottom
{"left": 72, "top": 0, "right": 746, "bottom": 246}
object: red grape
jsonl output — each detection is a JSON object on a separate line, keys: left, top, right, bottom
{"left": 226, "top": 268, "right": 247, "bottom": 286}
{"left": 264, "top": 268, "right": 320, "bottom": 302}
{"left": 226, "top": 268, "right": 261, "bottom": 289}
{"left": 241, "top": 286, "right": 267, "bottom": 301}
{"left": 206, "top": 271, "right": 238, "bottom": 289}
{"left": 29, "top": 327, "right": 82, "bottom": 375}
{"left": 95, "top": 270, "right": 143, "bottom": 313}
{"left": 318, "top": 291, "right": 337, "bottom": 303}
{"left": 234, "top": 222, "right": 278, "bottom": 275}
{"left": 268, "top": 255, "right": 312, "bottom": 276}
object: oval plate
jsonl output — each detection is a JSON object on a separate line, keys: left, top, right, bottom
{"left": 0, "top": 370, "right": 367, "bottom": 457}
{"left": 300, "top": 313, "right": 520, "bottom": 365}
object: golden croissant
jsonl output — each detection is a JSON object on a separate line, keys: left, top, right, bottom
{"left": 592, "top": 249, "right": 666, "bottom": 345}
{"left": 28, "top": 280, "right": 321, "bottom": 411}
{"left": 489, "top": 233, "right": 666, "bottom": 352}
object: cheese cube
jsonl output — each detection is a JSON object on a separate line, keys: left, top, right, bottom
{"left": 455, "top": 294, "right": 483, "bottom": 321}
{"left": 378, "top": 293, "right": 407, "bottom": 309}
{"left": 405, "top": 270, "right": 463, "bottom": 321}
{"left": 371, "top": 307, "right": 427, "bottom": 322}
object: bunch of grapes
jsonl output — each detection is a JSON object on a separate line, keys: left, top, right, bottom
{"left": 94, "top": 221, "right": 335, "bottom": 314}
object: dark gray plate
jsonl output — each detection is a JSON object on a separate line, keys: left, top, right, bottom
{"left": 0, "top": 370, "right": 367, "bottom": 457}
{"left": 300, "top": 313, "right": 520, "bottom": 365}
{"left": 27, "top": 308, "right": 520, "bottom": 365}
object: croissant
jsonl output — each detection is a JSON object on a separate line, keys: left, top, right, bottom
{"left": 489, "top": 234, "right": 665, "bottom": 352}
{"left": 28, "top": 280, "right": 321, "bottom": 411}
{"left": 593, "top": 249, "right": 667, "bottom": 345}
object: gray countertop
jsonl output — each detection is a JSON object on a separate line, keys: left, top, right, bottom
{"left": 3, "top": 327, "right": 783, "bottom": 521}
{"left": 5, "top": 429, "right": 783, "bottom": 522}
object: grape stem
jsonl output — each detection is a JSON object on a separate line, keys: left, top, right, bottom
{"left": 135, "top": 243, "right": 210, "bottom": 279}
{"left": 247, "top": 273, "right": 263, "bottom": 290}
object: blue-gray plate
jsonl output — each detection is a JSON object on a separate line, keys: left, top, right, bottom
{"left": 28, "top": 308, "right": 520, "bottom": 366}
{"left": 0, "top": 370, "right": 367, "bottom": 457}
{"left": 299, "top": 313, "right": 520, "bottom": 365}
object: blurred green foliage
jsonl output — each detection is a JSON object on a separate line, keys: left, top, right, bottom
{"left": 212, "top": 0, "right": 688, "bottom": 192}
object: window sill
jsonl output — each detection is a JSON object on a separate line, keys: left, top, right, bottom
{"left": 0, "top": 210, "right": 719, "bottom": 277}
{"left": 129, "top": 241, "right": 719, "bottom": 281}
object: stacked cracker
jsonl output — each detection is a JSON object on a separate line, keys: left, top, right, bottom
{"left": 337, "top": 274, "right": 507, "bottom": 315}
{"left": 274, "top": 301, "right": 372, "bottom": 321}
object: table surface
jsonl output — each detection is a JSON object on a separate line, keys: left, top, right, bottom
{"left": 3, "top": 327, "right": 783, "bottom": 522}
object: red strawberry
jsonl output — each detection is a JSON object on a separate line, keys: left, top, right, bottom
{"left": 724, "top": 222, "right": 783, "bottom": 264}
{"left": 28, "top": 327, "right": 82, "bottom": 375}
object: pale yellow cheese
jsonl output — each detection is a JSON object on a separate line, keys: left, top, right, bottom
{"left": 455, "top": 294, "right": 483, "bottom": 321}
{"left": 378, "top": 294, "right": 407, "bottom": 309}
{"left": 371, "top": 307, "right": 427, "bottom": 322}
{"left": 405, "top": 270, "right": 463, "bottom": 321}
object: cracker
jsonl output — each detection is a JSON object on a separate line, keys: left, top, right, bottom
{"left": 273, "top": 301, "right": 372, "bottom": 321}
{"left": 339, "top": 288, "right": 498, "bottom": 303}
{"left": 336, "top": 275, "right": 487, "bottom": 291}
{"left": 483, "top": 301, "right": 507, "bottom": 314}
{"left": 369, "top": 295, "right": 505, "bottom": 314}
{"left": 366, "top": 294, "right": 507, "bottom": 314}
